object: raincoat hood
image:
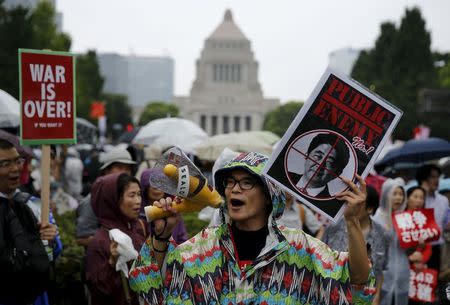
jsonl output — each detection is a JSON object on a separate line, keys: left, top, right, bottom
{"left": 91, "top": 173, "right": 145, "bottom": 249}
{"left": 374, "top": 178, "right": 405, "bottom": 229}
{"left": 140, "top": 168, "right": 164, "bottom": 207}
{"left": 214, "top": 152, "right": 286, "bottom": 221}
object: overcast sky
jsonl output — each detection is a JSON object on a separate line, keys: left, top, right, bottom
{"left": 56, "top": 0, "right": 450, "bottom": 102}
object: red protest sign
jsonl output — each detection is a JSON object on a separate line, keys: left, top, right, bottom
{"left": 409, "top": 268, "right": 438, "bottom": 303}
{"left": 392, "top": 208, "right": 440, "bottom": 249}
{"left": 19, "top": 49, "right": 76, "bottom": 145}
{"left": 90, "top": 101, "right": 105, "bottom": 119}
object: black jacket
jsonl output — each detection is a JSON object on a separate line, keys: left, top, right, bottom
{"left": 0, "top": 192, "right": 50, "bottom": 304}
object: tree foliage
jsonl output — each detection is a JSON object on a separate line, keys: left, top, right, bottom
{"left": 438, "top": 60, "right": 450, "bottom": 89}
{"left": 75, "top": 50, "right": 104, "bottom": 120}
{"left": 138, "top": 101, "right": 179, "bottom": 126}
{"left": 0, "top": 0, "right": 70, "bottom": 98}
{"left": 263, "top": 101, "right": 303, "bottom": 137}
{"left": 102, "top": 93, "right": 133, "bottom": 138}
{"left": 351, "top": 7, "right": 439, "bottom": 140}
{"left": 0, "top": 2, "right": 32, "bottom": 98}
{"left": 30, "top": 0, "right": 71, "bottom": 51}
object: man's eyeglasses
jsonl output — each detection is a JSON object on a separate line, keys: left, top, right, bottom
{"left": 0, "top": 157, "right": 25, "bottom": 169}
{"left": 223, "top": 177, "right": 257, "bottom": 190}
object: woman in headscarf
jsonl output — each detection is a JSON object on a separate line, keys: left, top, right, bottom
{"left": 373, "top": 178, "right": 409, "bottom": 305}
{"left": 85, "top": 173, "right": 146, "bottom": 305}
{"left": 140, "top": 168, "right": 188, "bottom": 244}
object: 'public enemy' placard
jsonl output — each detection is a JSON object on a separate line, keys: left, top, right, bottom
{"left": 19, "top": 49, "right": 76, "bottom": 145}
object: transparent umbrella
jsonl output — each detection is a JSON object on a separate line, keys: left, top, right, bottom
{"left": 194, "top": 131, "right": 280, "bottom": 161}
{"left": 133, "top": 118, "right": 208, "bottom": 153}
{"left": 0, "top": 89, "right": 20, "bottom": 128}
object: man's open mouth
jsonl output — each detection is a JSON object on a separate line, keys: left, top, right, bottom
{"left": 9, "top": 176, "right": 19, "bottom": 183}
{"left": 230, "top": 199, "right": 245, "bottom": 207}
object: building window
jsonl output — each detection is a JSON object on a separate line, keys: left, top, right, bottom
{"left": 212, "top": 63, "right": 241, "bottom": 83}
{"left": 234, "top": 116, "right": 240, "bottom": 132}
{"left": 223, "top": 115, "right": 229, "bottom": 133}
{"left": 219, "top": 64, "right": 223, "bottom": 81}
{"left": 245, "top": 115, "right": 251, "bottom": 131}
{"left": 200, "top": 115, "right": 206, "bottom": 131}
{"left": 236, "top": 64, "right": 241, "bottom": 82}
{"left": 211, "top": 115, "right": 217, "bottom": 135}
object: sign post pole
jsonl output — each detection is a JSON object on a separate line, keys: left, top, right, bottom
{"left": 40, "top": 145, "right": 51, "bottom": 225}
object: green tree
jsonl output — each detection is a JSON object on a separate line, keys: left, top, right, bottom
{"left": 30, "top": 0, "right": 71, "bottom": 51}
{"left": 438, "top": 60, "right": 450, "bottom": 89}
{"left": 0, "top": 0, "right": 70, "bottom": 98}
{"left": 351, "top": 7, "right": 438, "bottom": 140}
{"left": 102, "top": 93, "right": 133, "bottom": 139}
{"left": 76, "top": 50, "right": 104, "bottom": 120}
{"left": 263, "top": 101, "right": 303, "bottom": 137}
{"left": 139, "top": 101, "right": 179, "bottom": 125}
{"left": 0, "top": 2, "right": 33, "bottom": 98}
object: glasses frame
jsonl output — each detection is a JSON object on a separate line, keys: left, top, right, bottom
{"left": 0, "top": 157, "right": 25, "bottom": 169}
{"left": 223, "top": 176, "right": 257, "bottom": 190}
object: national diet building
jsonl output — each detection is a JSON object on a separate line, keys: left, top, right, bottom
{"left": 174, "top": 9, "right": 279, "bottom": 136}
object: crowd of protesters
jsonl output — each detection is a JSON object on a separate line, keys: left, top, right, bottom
{"left": 0, "top": 131, "right": 449, "bottom": 305}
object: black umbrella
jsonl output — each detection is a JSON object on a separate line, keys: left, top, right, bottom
{"left": 76, "top": 118, "right": 97, "bottom": 144}
{"left": 117, "top": 128, "right": 140, "bottom": 144}
{"left": 0, "top": 129, "right": 34, "bottom": 157}
{"left": 375, "top": 137, "right": 450, "bottom": 172}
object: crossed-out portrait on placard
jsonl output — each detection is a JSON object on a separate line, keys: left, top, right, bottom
{"left": 285, "top": 129, "right": 357, "bottom": 200}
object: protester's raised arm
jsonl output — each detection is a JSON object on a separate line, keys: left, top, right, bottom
{"left": 336, "top": 175, "right": 370, "bottom": 285}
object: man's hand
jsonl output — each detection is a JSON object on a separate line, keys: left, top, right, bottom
{"left": 336, "top": 175, "right": 367, "bottom": 221}
{"left": 39, "top": 223, "right": 57, "bottom": 241}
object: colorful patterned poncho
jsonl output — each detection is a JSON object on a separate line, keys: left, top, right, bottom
{"left": 129, "top": 152, "right": 376, "bottom": 304}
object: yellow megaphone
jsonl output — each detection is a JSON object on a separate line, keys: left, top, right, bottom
{"left": 144, "top": 164, "right": 223, "bottom": 221}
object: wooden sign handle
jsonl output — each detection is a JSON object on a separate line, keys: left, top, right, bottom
{"left": 40, "top": 145, "right": 51, "bottom": 225}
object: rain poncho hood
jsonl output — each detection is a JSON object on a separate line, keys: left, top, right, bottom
{"left": 214, "top": 151, "right": 285, "bottom": 221}
{"left": 373, "top": 178, "right": 405, "bottom": 230}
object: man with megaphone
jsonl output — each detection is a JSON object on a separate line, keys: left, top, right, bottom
{"left": 129, "top": 152, "right": 376, "bottom": 305}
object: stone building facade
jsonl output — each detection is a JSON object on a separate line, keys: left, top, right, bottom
{"left": 174, "top": 9, "right": 279, "bottom": 135}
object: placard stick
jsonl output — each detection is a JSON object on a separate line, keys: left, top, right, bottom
{"left": 40, "top": 144, "right": 51, "bottom": 225}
